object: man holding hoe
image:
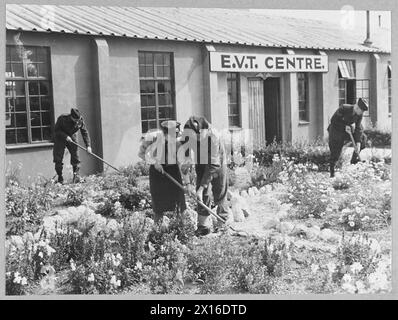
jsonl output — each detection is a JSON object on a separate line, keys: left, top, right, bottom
{"left": 53, "top": 108, "right": 92, "bottom": 184}
{"left": 328, "top": 98, "right": 369, "bottom": 178}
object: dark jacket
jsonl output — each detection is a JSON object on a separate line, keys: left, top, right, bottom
{"left": 54, "top": 114, "right": 91, "bottom": 147}
{"left": 329, "top": 105, "right": 363, "bottom": 143}
{"left": 183, "top": 116, "right": 227, "bottom": 188}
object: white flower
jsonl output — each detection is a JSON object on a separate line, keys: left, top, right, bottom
{"left": 326, "top": 262, "right": 336, "bottom": 274}
{"left": 135, "top": 261, "right": 143, "bottom": 270}
{"left": 342, "top": 273, "right": 352, "bottom": 283}
{"left": 13, "top": 276, "right": 21, "bottom": 284}
{"left": 355, "top": 280, "right": 366, "bottom": 293}
{"left": 342, "top": 281, "right": 356, "bottom": 294}
{"left": 311, "top": 264, "right": 319, "bottom": 274}
{"left": 350, "top": 262, "right": 363, "bottom": 274}
{"left": 70, "top": 259, "right": 76, "bottom": 271}
{"left": 87, "top": 273, "right": 95, "bottom": 282}
{"left": 348, "top": 221, "right": 355, "bottom": 227}
{"left": 21, "top": 277, "right": 28, "bottom": 286}
{"left": 38, "top": 252, "right": 44, "bottom": 258}
{"left": 110, "top": 275, "right": 121, "bottom": 287}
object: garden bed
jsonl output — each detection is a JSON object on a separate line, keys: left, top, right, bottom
{"left": 5, "top": 151, "right": 392, "bottom": 295}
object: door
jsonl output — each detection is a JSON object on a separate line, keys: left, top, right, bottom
{"left": 248, "top": 78, "right": 266, "bottom": 148}
{"left": 264, "top": 78, "right": 281, "bottom": 144}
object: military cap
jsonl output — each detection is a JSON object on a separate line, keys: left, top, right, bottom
{"left": 70, "top": 108, "right": 81, "bottom": 121}
{"left": 357, "top": 98, "right": 369, "bottom": 112}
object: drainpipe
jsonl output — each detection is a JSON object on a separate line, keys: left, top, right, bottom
{"left": 363, "top": 10, "right": 373, "bottom": 46}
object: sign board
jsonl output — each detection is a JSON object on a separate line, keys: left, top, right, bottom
{"left": 210, "top": 52, "right": 328, "bottom": 72}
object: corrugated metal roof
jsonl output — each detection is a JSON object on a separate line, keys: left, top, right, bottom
{"left": 6, "top": 5, "right": 391, "bottom": 53}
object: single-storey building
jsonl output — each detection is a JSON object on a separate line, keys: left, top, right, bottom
{"left": 5, "top": 5, "right": 391, "bottom": 179}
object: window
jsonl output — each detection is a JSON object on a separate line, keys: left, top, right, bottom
{"left": 388, "top": 64, "right": 392, "bottom": 115}
{"left": 138, "top": 52, "right": 175, "bottom": 133}
{"left": 297, "top": 73, "right": 309, "bottom": 122}
{"left": 338, "top": 59, "right": 370, "bottom": 116}
{"left": 356, "top": 80, "right": 370, "bottom": 116}
{"left": 5, "top": 45, "right": 54, "bottom": 145}
{"left": 338, "top": 60, "right": 357, "bottom": 106}
{"left": 227, "top": 72, "right": 241, "bottom": 127}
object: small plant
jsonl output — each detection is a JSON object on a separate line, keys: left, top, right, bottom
{"left": 64, "top": 186, "right": 86, "bottom": 206}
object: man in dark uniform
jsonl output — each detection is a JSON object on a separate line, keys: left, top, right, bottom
{"left": 182, "top": 116, "right": 229, "bottom": 236}
{"left": 53, "top": 108, "right": 92, "bottom": 183}
{"left": 328, "top": 98, "right": 369, "bottom": 178}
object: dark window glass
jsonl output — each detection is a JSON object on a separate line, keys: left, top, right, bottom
{"left": 298, "top": 73, "right": 309, "bottom": 122}
{"left": 227, "top": 72, "right": 241, "bottom": 128}
{"left": 138, "top": 52, "right": 175, "bottom": 133}
{"left": 5, "top": 45, "right": 54, "bottom": 145}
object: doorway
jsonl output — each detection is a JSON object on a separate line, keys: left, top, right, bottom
{"left": 264, "top": 77, "right": 281, "bottom": 144}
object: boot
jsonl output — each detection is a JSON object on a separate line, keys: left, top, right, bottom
{"left": 55, "top": 164, "right": 63, "bottom": 184}
{"left": 330, "top": 163, "right": 335, "bottom": 178}
{"left": 350, "top": 151, "right": 359, "bottom": 164}
{"left": 72, "top": 166, "right": 81, "bottom": 183}
{"left": 195, "top": 214, "right": 212, "bottom": 236}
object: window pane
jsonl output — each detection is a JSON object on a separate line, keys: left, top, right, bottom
{"left": 164, "top": 54, "right": 170, "bottom": 66}
{"left": 38, "top": 63, "right": 49, "bottom": 78}
{"left": 139, "top": 65, "right": 146, "bottom": 78}
{"left": 229, "top": 103, "right": 238, "bottom": 115}
{"left": 15, "top": 81, "right": 25, "bottom": 96}
{"left": 6, "top": 62, "right": 11, "bottom": 73}
{"left": 159, "top": 107, "right": 172, "bottom": 118}
{"left": 30, "top": 97, "right": 40, "bottom": 111}
{"left": 145, "top": 53, "right": 153, "bottom": 65}
{"left": 140, "top": 81, "right": 155, "bottom": 94}
{"left": 154, "top": 53, "right": 163, "bottom": 66}
{"left": 6, "top": 113, "right": 15, "bottom": 128}
{"left": 29, "top": 81, "right": 39, "bottom": 95}
{"left": 6, "top": 46, "right": 10, "bottom": 61}
{"left": 11, "top": 63, "right": 23, "bottom": 77}
{"left": 40, "top": 96, "right": 51, "bottom": 110}
{"left": 6, "top": 129, "right": 16, "bottom": 144}
{"left": 163, "top": 66, "right": 170, "bottom": 78}
{"left": 26, "top": 47, "right": 37, "bottom": 62}
{"left": 5, "top": 82, "right": 15, "bottom": 97}
{"left": 27, "top": 63, "right": 39, "bottom": 77}
{"left": 15, "top": 97, "right": 26, "bottom": 112}
{"left": 41, "top": 112, "right": 51, "bottom": 126}
{"left": 158, "top": 93, "right": 171, "bottom": 106}
{"left": 42, "top": 127, "right": 52, "bottom": 140}
{"left": 10, "top": 47, "right": 22, "bottom": 62}
{"left": 156, "top": 66, "right": 164, "bottom": 78}
{"left": 16, "top": 113, "right": 27, "bottom": 127}
{"left": 138, "top": 52, "right": 145, "bottom": 65}
{"left": 32, "top": 128, "right": 42, "bottom": 141}
{"left": 36, "top": 48, "right": 48, "bottom": 63}
{"left": 157, "top": 81, "right": 171, "bottom": 93}
{"left": 147, "top": 95, "right": 155, "bottom": 106}
{"left": 148, "top": 120, "right": 157, "bottom": 130}
{"left": 141, "top": 121, "right": 148, "bottom": 133}
{"left": 31, "top": 112, "right": 41, "bottom": 126}
{"left": 145, "top": 66, "right": 154, "bottom": 78}
{"left": 16, "top": 128, "right": 28, "bottom": 143}
{"left": 39, "top": 81, "right": 50, "bottom": 95}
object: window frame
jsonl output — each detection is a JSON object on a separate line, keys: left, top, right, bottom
{"left": 5, "top": 45, "right": 55, "bottom": 146}
{"left": 297, "top": 72, "right": 309, "bottom": 123}
{"left": 138, "top": 51, "right": 176, "bottom": 133}
{"left": 227, "top": 72, "right": 241, "bottom": 129}
{"left": 388, "top": 64, "right": 392, "bottom": 116}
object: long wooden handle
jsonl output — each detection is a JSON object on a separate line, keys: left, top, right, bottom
{"left": 347, "top": 130, "right": 362, "bottom": 160}
{"left": 69, "top": 140, "right": 121, "bottom": 173}
{"left": 161, "top": 170, "right": 231, "bottom": 226}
